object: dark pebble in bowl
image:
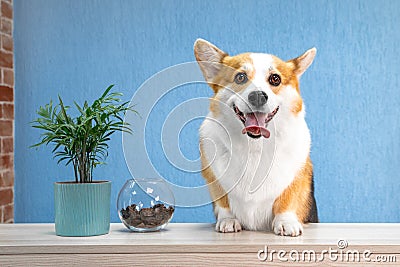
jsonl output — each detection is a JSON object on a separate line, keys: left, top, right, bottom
{"left": 120, "top": 203, "right": 174, "bottom": 229}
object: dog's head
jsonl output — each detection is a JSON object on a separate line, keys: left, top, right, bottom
{"left": 194, "top": 39, "right": 316, "bottom": 139}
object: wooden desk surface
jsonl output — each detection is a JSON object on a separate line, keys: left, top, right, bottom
{"left": 1, "top": 223, "right": 399, "bottom": 266}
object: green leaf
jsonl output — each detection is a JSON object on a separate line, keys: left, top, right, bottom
{"left": 58, "top": 96, "right": 70, "bottom": 123}
{"left": 100, "top": 84, "right": 114, "bottom": 99}
{"left": 74, "top": 101, "right": 85, "bottom": 115}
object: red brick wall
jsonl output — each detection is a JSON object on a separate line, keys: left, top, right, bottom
{"left": 0, "top": 0, "right": 13, "bottom": 223}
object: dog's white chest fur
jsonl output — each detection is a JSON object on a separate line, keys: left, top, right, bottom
{"left": 200, "top": 108, "right": 311, "bottom": 231}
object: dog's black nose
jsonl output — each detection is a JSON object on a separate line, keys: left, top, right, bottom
{"left": 248, "top": 91, "right": 268, "bottom": 107}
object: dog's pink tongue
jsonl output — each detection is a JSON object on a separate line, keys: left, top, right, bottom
{"left": 242, "top": 113, "right": 270, "bottom": 138}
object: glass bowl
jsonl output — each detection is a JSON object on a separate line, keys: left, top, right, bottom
{"left": 117, "top": 178, "right": 175, "bottom": 232}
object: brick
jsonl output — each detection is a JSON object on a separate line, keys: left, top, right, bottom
{"left": 1, "top": 1, "right": 12, "bottom": 20}
{"left": 2, "top": 68, "right": 13, "bottom": 86}
{"left": 2, "top": 102, "right": 12, "bottom": 119}
{"left": 1, "top": 18, "right": 11, "bottom": 36}
{"left": 0, "top": 206, "right": 3, "bottom": 222}
{"left": 0, "top": 188, "right": 12, "bottom": 205}
{"left": 0, "top": 85, "right": 12, "bottom": 101}
{"left": 0, "top": 154, "right": 13, "bottom": 170}
{"left": 0, "top": 50, "right": 12, "bottom": 68}
{"left": 0, "top": 120, "right": 12, "bottom": 135}
{"left": 1, "top": 34, "right": 12, "bottom": 52}
{"left": 0, "top": 170, "right": 13, "bottom": 186}
{"left": 1, "top": 136, "right": 12, "bottom": 152}
{"left": 3, "top": 203, "right": 13, "bottom": 222}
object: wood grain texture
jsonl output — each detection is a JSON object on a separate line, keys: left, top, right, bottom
{"left": 0, "top": 254, "right": 398, "bottom": 267}
{"left": 0, "top": 223, "right": 399, "bottom": 266}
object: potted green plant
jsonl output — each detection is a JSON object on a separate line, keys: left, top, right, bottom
{"left": 31, "top": 85, "right": 134, "bottom": 236}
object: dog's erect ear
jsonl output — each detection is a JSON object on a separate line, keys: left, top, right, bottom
{"left": 288, "top": 47, "right": 317, "bottom": 77}
{"left": 194, "top": 39, "right": 228, "bottom": 82}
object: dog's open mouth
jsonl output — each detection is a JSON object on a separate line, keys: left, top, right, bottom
{"left": 233, "top": 104, "right": 279, "bottom": 139}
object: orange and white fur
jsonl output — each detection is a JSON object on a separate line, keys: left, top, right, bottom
{"left": 194, "top": 39, "right": 318, "bottom": 236}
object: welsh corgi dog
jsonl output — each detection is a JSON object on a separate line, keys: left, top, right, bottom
{"left": 194, "top": 39, "right": 318, "bottom": 236}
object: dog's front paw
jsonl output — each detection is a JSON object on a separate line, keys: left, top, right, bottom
{"left": 272, "top": 212, "right": 303, "bottom": 237}
{"left": 216, "top": 218, "right": 242, "bottom": 233}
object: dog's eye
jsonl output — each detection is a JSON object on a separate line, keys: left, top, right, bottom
{"left": 234, "top": 72, "right": 248, "bottom": 84}
{"left": 268, "top": 74, "right": 281, "bottom": 86}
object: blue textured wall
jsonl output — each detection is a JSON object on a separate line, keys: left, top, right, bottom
{"left": 14, "top": 0, "right": 400, "bottom": 223}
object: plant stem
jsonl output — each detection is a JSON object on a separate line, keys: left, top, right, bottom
{"left": 73, "top": 159, "right": 78, "bottom": 183}
{"left": 86, "top": 150, "right": 91, "bottom": 183}
{"left": 78, "top": 151, "right": 84, "bottom": 183}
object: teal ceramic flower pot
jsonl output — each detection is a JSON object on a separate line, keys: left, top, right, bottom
{"left": 54, "top": 181, "right": 111, "bottom": 237}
